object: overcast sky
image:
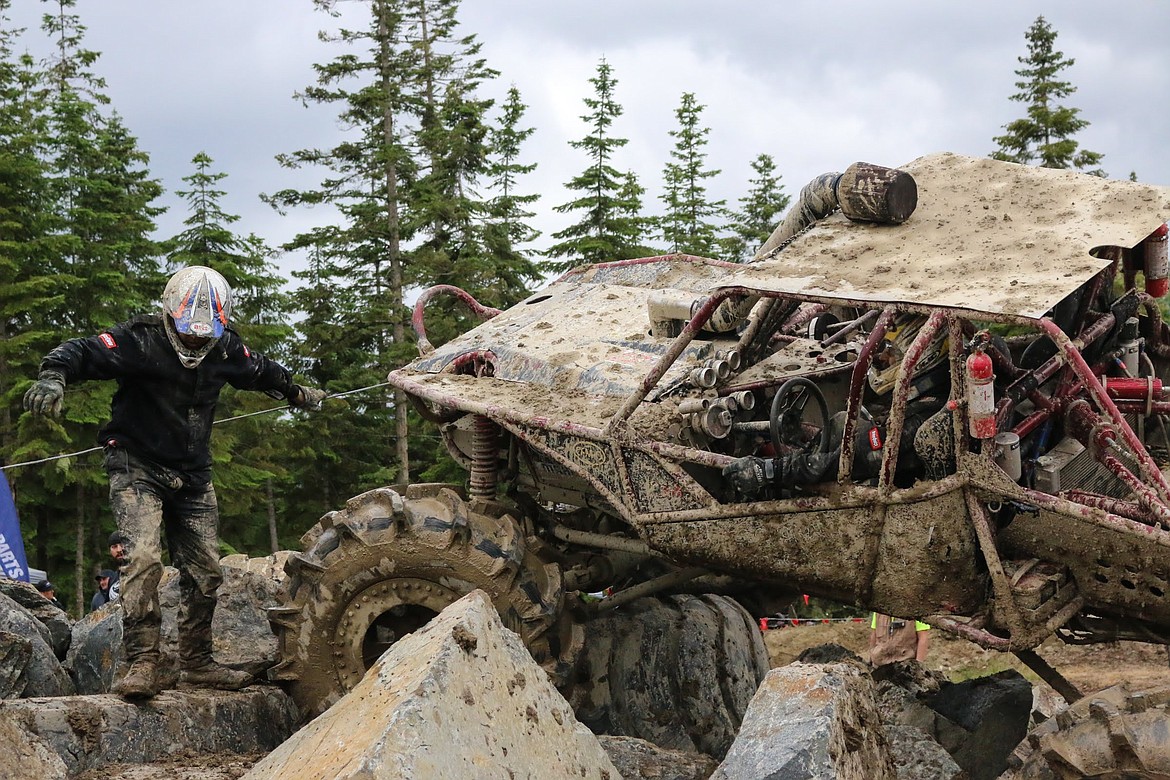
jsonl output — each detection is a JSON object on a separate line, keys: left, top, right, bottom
{"left": 9, "top": 0, "right": 1170, "bottom": 284}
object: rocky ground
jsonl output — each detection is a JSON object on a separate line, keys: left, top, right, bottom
{"left": 77, "top": 619, "right": 1170, "bottom": 779}
{"left": 762, "top": 618, "right": 1170, "bottom": 694}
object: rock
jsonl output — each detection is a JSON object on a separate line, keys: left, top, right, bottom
{"left": 0, "top": 578, "right": 72, "bottom": 659}
{"left": 212, "top": 553, "right": 290, "bottom": 675}
{"left": 0, "top": 709, "right": 68, "bottom": 779}
{"left": 796, "top": 642, "right": 865, "bottom": 666}
{"left": 885, "top": 724, "right": 965, "bottom": 780}
{"left": 711, "top": 662, "right": 896, "bottom": 780}
{"left": 924, "top": 670, "right": 1032, "bottom": 780}
{"left": 0, "top": 630, "right": 32, "bottom": 699}
{"left": 244, "top": 589, "right": 620, "bottom": 780}
{"left": 599, "top": 735, "right": 718, "bottom": 780}
{"left": 0, "top": 687, "right": 298, "bottom": 776}
{"left": 0, "top": 593, "right": 73, "bottom": 697}
{"left": 65, "top": 603, "right": 124, "bottom": 694}
{"left": 220, "top": 551, "right": 291, "bottom": 585}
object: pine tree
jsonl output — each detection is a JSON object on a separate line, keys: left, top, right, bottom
{"left": 546, "top": 58, "right": 653, "bottom": 273}
{"left": 991, "top": 16, "right": 1104, "bottom": 174}
{"left": 480, "top": 85, "right": 541, "bottom": 307}
{"left": 0, "top": 5, "right": 57, "bottom": 457}
{"left": 267, "top": 0, "right": 512, "bottom": 503}
{"left": 12, "top": 0, "right": 165, "bottom": 613}
{"left": 722, "top": 153, "right": 790, "bottom": 262}
{"left": 659, "top": 93, "right": 726, "bottom": 257}
{"left": 265, "top": 0, "right": 420, "bottom": 495}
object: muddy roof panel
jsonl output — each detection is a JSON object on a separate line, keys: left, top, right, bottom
{"left": 718, "top": 152, "right": 1170, "bottom": 319}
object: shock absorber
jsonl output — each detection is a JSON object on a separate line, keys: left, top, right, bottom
{"left": 469, "top": 414, "right": 499, "bottom": 499}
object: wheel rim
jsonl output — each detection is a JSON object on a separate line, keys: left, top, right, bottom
{"left": 331, "top": 577, "right": 462, "bottom": 688}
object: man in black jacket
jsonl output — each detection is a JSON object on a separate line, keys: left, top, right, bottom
{"left": 24, "top": 266, "right": 324, "bottom": 699}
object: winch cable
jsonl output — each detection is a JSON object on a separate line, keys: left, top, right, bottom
{"left": 0, "top": 381, "right": 393, "bottom": 472}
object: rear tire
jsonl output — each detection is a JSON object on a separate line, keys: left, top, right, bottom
{"left": 1003, "top": 684, "right": 1170, "bottom": 779}
{"left": 268, "top": 486, "right": 583, "bottom": 717}
{"left": 572, "top": 593, "right": 768, "bottom": 758}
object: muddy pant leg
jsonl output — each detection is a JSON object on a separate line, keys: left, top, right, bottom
{"left": 107, "top": 455, "right": 166, "bottom": 664}
{"left": 165, "top": 479, "right": 223, "bottom": 667}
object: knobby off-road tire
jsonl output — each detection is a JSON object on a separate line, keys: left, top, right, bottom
{"left": 572, "top": 593, "right": 769, "bottom": 759}
{"left": 1004, "top": 684, "right": 1170, "bottom": 779}
{"left": 268, "top": 486, "right": 583, "bottom": 718}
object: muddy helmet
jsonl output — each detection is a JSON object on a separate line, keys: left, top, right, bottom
{"left": 161, "top": 265, "right": 232, "bottom": 368}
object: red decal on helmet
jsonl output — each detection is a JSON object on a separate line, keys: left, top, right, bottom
{"left": 867, "top": 426, "right": 883, "bottom": 450}
{"left": 243, "top": 345, "right": 251, "bottom": 358}
{"left": 99, "top": 333, "right": 117, "bottom": 349}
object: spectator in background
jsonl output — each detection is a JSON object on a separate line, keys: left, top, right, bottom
{"left": 868, "top": 612, "right": 930, "bottom": 667}
{"left": 35, "top": 580, "right": 64, "bottom": 610}
{"left": 91, "top": 569, "right": 118, "bottom": 611}
{"left": 108, "top": 530, "right": 128, "bottom": 566}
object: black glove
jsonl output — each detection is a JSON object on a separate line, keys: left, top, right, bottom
{"left": 722, "top": 456, "right": 774, "bottom": 496}
{"left": 289, "top": 384, "right": 326, "bottom": 411}
{"left": 23, "top": 371, "right": 65, "bottom": 417}
{"left": 777, "top": 449, "right": 840, "bottom": 485}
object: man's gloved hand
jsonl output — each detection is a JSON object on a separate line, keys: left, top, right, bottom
{"left": 23, "top": 371, "right": 66, "bottom": 417}
{"left": 289, "top": 385, "right": 326, "bottom": 411}
{"left": 722, "top": 456, "right": 774, "bottom": 496}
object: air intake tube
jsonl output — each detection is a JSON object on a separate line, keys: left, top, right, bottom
{"left": 753, "top": 161, "right": 918, "bottom": 261}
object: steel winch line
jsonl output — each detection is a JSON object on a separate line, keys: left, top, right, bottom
{"left": 0, "top": 381, "right": 393, "bottom": 472}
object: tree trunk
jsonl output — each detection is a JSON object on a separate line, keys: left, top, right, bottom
{"left": 266, "top": 478, "right": 278, "bottom": 553}
{"left": 379, "top": 4, "right": 410, "bottom": 486}
{"left": 74, "top": 482, "right": 85, "bottom": 616}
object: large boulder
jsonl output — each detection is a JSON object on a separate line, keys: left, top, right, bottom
{"left": 0, "top": 593, "right": 73, "bottom": 698}
{"left": 711, "top": 662, "right": 896, "bottom": 780}
{"left": 244, "top": 589, "right": 620, "bottom": 780}
{"left": 871, "top": 661, "right": 1030, "bottom": 780}
{"left": 64, "top": 602, "right": 123, "bottom": 694}
{"left": 925, "top": 670, "right": 1032, "bottom": 780}
{"left": 0, "top": 630, "right": 33, "bottom": 699}
{"left": 0, "top": 687, "right": 297, "bottom": 776}
{"left": 0, "top": 710, "right": 68, "bottom": 779}
{"left": 0, "top": 578, "right": 72, "bottom": 659}
{"left": 212, "top": 551, "right": 290, "bottom": 675}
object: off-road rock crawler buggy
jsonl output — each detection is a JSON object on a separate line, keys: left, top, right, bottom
{"left": 271, "top": 152, "right": 1170, "bottom": 770}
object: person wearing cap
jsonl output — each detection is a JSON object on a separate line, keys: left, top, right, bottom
{"left": 91, "top": 569, "right": 118, "bottom": 611}
{"left": 22, "top": 266, "right": 325, "bottom": 700}
{"left": 35, "top": 580, "right": 64, "bottom": 610}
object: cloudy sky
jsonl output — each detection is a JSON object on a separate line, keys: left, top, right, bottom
{"left": 9, "top": 0, "right": 1170, "bottom": 281}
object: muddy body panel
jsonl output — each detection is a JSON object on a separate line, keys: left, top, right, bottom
{"left": 1000, "top": 507, "right": 1170, "bottom": 625}
{"left": 641, "top": 487, "right": 986, "bottom": 619}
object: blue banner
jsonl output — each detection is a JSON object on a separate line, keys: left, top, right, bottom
{"left": 0, "top": 472, "right": 30, "bottom": 582}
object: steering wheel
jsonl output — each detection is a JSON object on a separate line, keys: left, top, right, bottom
{"left": 769, "top": 377, "right": 831, "bottom": 456}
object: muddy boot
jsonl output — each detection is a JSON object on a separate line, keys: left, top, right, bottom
{"left": 180, "top": 659, "right": 252, "bottom": 691}
{"left": 112, "top": 657, "right": 160, "bottom": 700}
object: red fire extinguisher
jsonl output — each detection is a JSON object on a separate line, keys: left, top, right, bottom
{"left": 1145, "top": 223, "right": 1169, "bottom": 298}
{"left": 966, "top": 340, "right": 996, "bottom": 439}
